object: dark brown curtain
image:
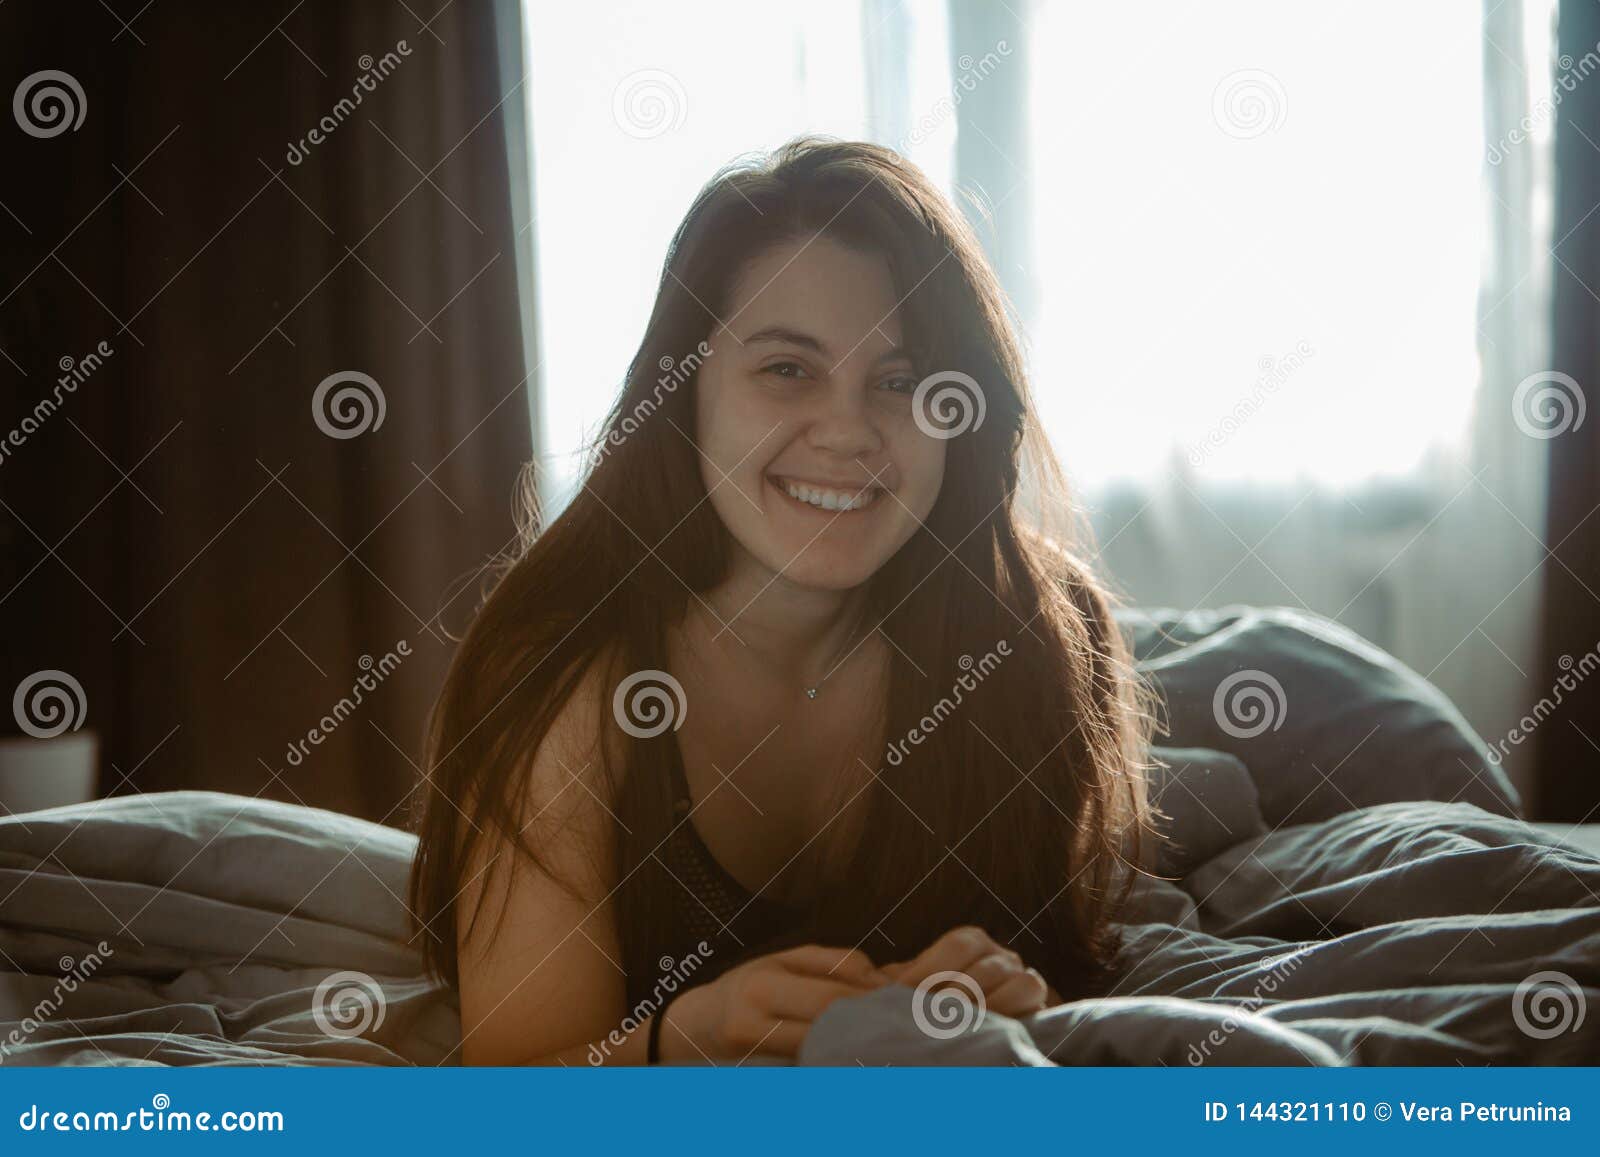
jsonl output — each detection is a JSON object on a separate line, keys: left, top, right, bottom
{"left": 0, "top": 1, "right": 533, "bottom": 823}
{"left": 1537, "top": 0, "right": 1600, "bottom": 820}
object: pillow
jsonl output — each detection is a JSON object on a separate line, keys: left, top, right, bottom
{"left": 1146, "top": 745, "right": 1267, "bottom": 875}
{"left": 1117, "top": 606, "right": 1520, "bottom": 826}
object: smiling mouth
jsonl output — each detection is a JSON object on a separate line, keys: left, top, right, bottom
{"left": 767, "top": 474, "right": 884, "bottom": 513}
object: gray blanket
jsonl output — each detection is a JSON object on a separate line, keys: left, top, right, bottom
{"left": 1, "top": 606, "right": 1595, "bottom": 1065}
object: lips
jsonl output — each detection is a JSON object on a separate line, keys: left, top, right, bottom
{"left": 767, "top": 474, "right": 884, "bottom": 513}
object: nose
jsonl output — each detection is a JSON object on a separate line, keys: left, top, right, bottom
{"left": 805, "top": 382, "right": 884, "bottom": 461}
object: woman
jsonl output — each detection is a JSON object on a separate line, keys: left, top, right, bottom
{"left": 409, "top": 138, "right": 1156, "bottom": 1065}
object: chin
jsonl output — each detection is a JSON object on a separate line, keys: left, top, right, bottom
{"left": 763, "top": 548, "right": 886, "bottom": 592}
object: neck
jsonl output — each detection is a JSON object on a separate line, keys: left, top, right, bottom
{"left": 688, "top": 555, "right": 869, "bottom": 689}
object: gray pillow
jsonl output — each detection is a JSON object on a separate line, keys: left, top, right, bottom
{"left": 1118, "top": 606, "right": 1520, "bottom": 826}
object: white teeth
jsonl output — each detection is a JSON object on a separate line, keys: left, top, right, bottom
{"left": 778, "top": 478, "right": 878, "bottom": 512}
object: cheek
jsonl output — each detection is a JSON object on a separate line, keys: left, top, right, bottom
{"left": 895, "top": 430, "right": 947, "bottom": 517}
{"left": 696, "top": 376, "right": 770, "bottom": 474}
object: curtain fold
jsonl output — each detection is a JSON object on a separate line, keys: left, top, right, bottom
{"left": 0, "top": 1, "right": 533, "bottom": 822}
{"left": 1537, "top": 0, "right": 1600, "bottom": 819}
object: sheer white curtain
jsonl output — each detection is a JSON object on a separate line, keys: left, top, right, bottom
{"left": 520, "top": 0, "right": 1556, "bottom": 796}
{"left": 918, "top": 0, "right": 1556, "bottom": 799}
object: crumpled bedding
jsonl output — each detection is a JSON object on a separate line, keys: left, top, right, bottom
{"left": 1, "top": 606, "right": 1595, "bottom": 1065}
{"left": 802, "top": 801, "right": 1600, "bottom": 1064}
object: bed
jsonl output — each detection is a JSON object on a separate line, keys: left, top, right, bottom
{"left": 1, "top": 606, "right": 1596, "bottom": 1065}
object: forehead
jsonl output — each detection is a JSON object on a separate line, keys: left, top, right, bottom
{"left": 723, "top": 235, "right": 906, "bottom": 354}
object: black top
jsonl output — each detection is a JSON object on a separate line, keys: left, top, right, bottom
{"left": 631, "top": 741, "right": 800, "bottom": 1009}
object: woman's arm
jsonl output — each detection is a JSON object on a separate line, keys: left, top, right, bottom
{"left": 455, "top": 664, "right": 634, "bottom": 1066}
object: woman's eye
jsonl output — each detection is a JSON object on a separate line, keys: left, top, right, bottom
{"left": 879, "top": 374, "right": 918, "bottom": 395}
{"left": 761, "top": 361, "right": 809, "bottom": 381}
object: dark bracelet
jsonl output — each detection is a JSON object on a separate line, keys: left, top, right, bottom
{"left": 647, "top": 1004, "right": 666, "bottom": 1065}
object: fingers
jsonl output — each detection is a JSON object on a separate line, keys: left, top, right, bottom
{"left": 761, "top": 974, "right": 878, "bottom": 1023}
{"left": 737, "top": 1019, "right": 810, "bottom": 1059}
{"left": 965, "top": 949, "right": 1025, "bottom": 992}
{"left": 776, "top": 945, "right": 889, "bottom": 987}
{"left": 985, "top": 968, "right": 1050, "bottom": 1018}
{"left": 894, "top": 925, "right": 1004, "bottom": 987}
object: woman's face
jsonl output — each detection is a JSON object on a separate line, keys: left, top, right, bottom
{"left": 693, "top": 236, "right": 946, "bottom": 592}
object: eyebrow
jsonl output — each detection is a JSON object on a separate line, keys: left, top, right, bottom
{"left": 742, "top": 325, "right": 911, "bottom": 365}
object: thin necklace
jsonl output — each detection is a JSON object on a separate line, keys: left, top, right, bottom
{"left": 804, "top": 615, "right": 871, "bottom": 701}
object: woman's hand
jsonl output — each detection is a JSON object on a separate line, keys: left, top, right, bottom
{"left": 658, "top": 945, "right": 890, "bottom": 1062}
{"left": 882, "top": 925, "right": 1052, "bottom": 1019}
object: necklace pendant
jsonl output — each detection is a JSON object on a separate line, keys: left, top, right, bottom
{"left": 805, "top": 686, "right": 818, "bottom": 700}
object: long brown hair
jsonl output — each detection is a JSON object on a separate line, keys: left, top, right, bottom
{"left": 409, "top": 137, "right": 1156, "bottom": 996}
